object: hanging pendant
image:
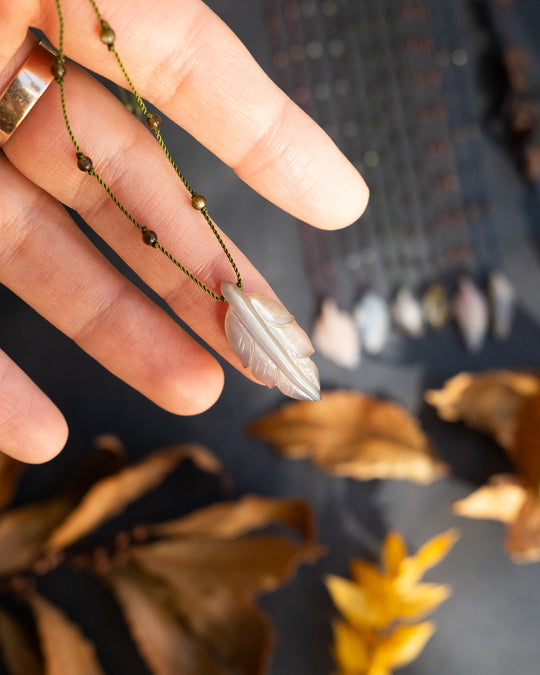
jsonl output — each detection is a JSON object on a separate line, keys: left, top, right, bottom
{"left": 221, "top": 281, "right": 321, "bottom": 401}
{"left": 312, "top": 298, "right": 361, "bottom": 369}
{"left": 422, "top": 284, "right": 450, "bottom": 330}
{"left": 392, "top": 287, "right": 424, "bottom": 338}
{"left": 488, "top": 271, "right": 515, "bottom": 341}
{"left": 453, "top": 276, "right": 489, "bottom": 353}
{"left": 353, "top": 291, "right": 390, "bottom": 354}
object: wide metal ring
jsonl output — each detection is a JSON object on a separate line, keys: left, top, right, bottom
{"left": 0, "top": 40, "right": 57, "bottom": 147}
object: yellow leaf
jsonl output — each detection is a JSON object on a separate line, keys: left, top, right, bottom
{"left": 45, "top": 444, "right": 221, "bottom": 553}
{"left": 331, "top": 619, "right": 371, "bottom": 674}
{"left": 393, "top": 582, "right": 453, "bottom": 620}
{"left": 349, "top": 560, "right": 387, "bottom": 590}
{"left": 29, "top": 593, "right": 105, "bottom": 675}
{"left": 250, "top": 391, "right": 448, "bottom": 484}
{"left": 382, "top": 532, "right": 407, "bottom": 578}
{"left": 348, "top": 561, "right": 395, "bottom": 628}
{"left": 375, "top": 622, "right": 436, "bottom": 670}
{"left": 325, "top": 575, "right": 381, "bottom": 629}
{"left": 398, "top": 529, "right": 459, "bottom": 586}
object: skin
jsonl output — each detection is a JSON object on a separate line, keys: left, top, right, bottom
{"left": 0, "top": 0, "right": 369, "bottom": 463}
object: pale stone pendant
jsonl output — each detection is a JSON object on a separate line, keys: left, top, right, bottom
{"left": 353, "top": 291, "right": 390, "bottom": 354}
{"left": 453, "top": 276, "right": 489, "bottom": 353}
{"left": 488, "top": 271, "right": 515, "bottom": 341}
{"left": 312, "top": 298, "right": 361, "bottom": 369}
{"left": 221, "top": 281, "right": 321, "bottom": 401}
{"left": 392, "top": 287, "right": 424, "bottom": 338}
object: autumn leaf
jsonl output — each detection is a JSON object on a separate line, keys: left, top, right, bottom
{"left": 452, "top": 475, "right": 527, "bottom": 523}
{"left": 0, "top": 440, "right": 322, "bottom": 675}
{"left": 453, "top": 476, "right": 540, "bottom": 563}
{"left": 370, "top": 622, "right": 436, "bottom": 674}
{"left": 0, "top": 444, "right": 125, "bottom": 577}
{"left": 167, "top": 585, "right": 272, "bottom": 675}
{"left": 396, "top": 528, "right": 459, "bottom": 587}
{"left": 106, "top": 562, "right": 225, "bottom": 675}
{"left": 151, "top": 494, "right": 315, "bottom": 542}
{"left": 45, "top": 444, "right": 222, "bottom": 553}
{"left": 28, "top": 593, "right": 105, "bottom": 675}
{"left": 428, "top": 371, "right": 540, "bottom": 562}
{"left": 108, "top": 559, "right": 272, "bottom": 675}
{"left": 132, "top": 536, "right": 323, "bottom": 598}
{"left": 0, "top": 607, "right": 43, "bottom": 675}
{"left": 249, "top": 390, "right": 448, "bottom": 484}
{"left": 327, "top": 530, "right": 456, "bottom": 674}
{"left": 505, "top": 493, "right": 540, "bottom": 563}
{"left": 0, "top": 454, "right": 24, "bottom": 512}
{"left": 425, "top": 370, "right": 540, "bottom": 452}
{"left": 512, "top": 392, "right": 540, "bottom": 489}
{"left": 326, "top": 574, "right": 381, "bottom": 629}
{"left": 331, "top": 619, "right": 372, "bottom": 674}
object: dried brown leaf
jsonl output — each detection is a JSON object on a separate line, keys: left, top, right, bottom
{"left": 132, "top": 536, "right": 323, "bottom": 598}
{"left": 0, "top": 453, "right": 24, "bottom": 512}
{"left": 426, "top": 370, "right": 540, "bottom": 451}
{"left": 172, "top": 585, "right": 272, "bottom": 675}
{"left": 109, "top": 560, "right": 271, "bottom": 675}
{"left": 151, "top": 495, "right": 315, "bottom": 541}
{"left": 505, "top": 493, "right": 540, "bottom": 563}
{"left": 249, "top": 390, "right": 447, "bottom": 484}
{"left": 452, "top": 475, "right": 527, "bottom": 523}
{"left": 0, "top": 446, "right": 125, "bottom": 577}
{"left": 512, "top": 392, "right": 540, "bottom": 489}
{"left": 107, "top": 562, "right": 225, "bottom": 675}
{"left": 28, "top": 593, "right": 105, "bottom": 675}
{"left": 0, "top": 499, "right": 72, "bottom": 578}
{"left": 0, "top": 607, "right": 43, "bottom": 675}
{"left": 45, "top": 444, "right": 222, "bottom": 553}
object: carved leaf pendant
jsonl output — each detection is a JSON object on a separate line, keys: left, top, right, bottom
{"left": 221, "top": 281, "right": 320, "bottom": 401}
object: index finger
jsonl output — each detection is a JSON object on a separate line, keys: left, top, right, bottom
{"left": 35, "top": 0, "right": 368, "bottom": 230}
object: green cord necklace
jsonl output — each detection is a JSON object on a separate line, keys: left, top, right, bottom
{"left": 51, "top": 0, "right": 320, "bottom": 401}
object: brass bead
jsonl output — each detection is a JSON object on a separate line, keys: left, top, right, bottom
{"left": 51, "top": 61, "right": 65, "bottom": 81}
{"left": 100, "top": 25, "right": 116, "bottom": 46}
{"left": 142, "top": 229, "right": 158, "bottom": 246}
{"left": 145, "top": 113, "right": 162, "bottom": 131}
{"left": 191, "top": 194, "right": 207, "bottom": 210}
{"left": 77, "top": 154, "right": 93, "bottom": 172}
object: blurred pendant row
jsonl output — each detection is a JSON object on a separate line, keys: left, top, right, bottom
{"left": 312, "top": 271, "right": 515, "bottom": 369}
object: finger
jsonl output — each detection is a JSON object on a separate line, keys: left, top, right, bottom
{"left": 0, "top": 152, "right": 225, "bottom": 416}
{"left": 0, "top": 348, "right": 68, "bottom": 463}
{"left": 3, "top": 53, "right": 286, "bottom": 376}
{"left": 34, "top": 0, "right": 369, "bottom": 230}
{"left": 0, "top": 0, "right": 37, "bottom": 70}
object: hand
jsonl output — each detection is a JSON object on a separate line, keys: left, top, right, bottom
{"left": 0, "top": 0, "right": 368, "bottom": 463}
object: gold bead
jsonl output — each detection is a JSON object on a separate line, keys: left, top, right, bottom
{"left": 77, "top": 154, "right": 93, "bottom": 172}
{"left": 145, "top": 113, "right": 161, "bottom": 131}
{"left": 100, "top": 25, "right": 116, "bottom": 46}
{"left": 142, "top": 229, "right": 158, "bottom": 246}
{"left": 51, "top": 61, "right": 65, "bottom": 81}
{"left": 191, "top": 194, "right": 207, "bottom": 210}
